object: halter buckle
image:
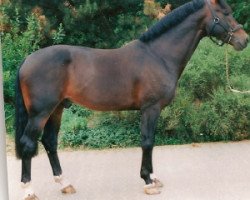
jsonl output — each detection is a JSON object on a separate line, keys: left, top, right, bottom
{"left": 214, "top": 17, "right": 220, "bottom": 24}
{"left": 227, "top": 32, "right": 233, "bottom": 43}
{"left": 231, "top": 24, "right": 243, "bottom": 32}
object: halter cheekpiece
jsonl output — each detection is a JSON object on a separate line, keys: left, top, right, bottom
{"left": 206, "top": 0, "right": 243, "bottom": 46}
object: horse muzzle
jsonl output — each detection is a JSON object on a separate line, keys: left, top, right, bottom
{"left": 231, "top": 33, "right": 249, "bottom": 51}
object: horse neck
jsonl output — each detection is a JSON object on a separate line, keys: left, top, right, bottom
{"left": 147, "top": 9, "right": 206, "bottom": 79}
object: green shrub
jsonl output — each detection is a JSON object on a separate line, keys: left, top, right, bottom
{"left": 158, "top": 87, "right": 249, "bottom": 143}
{"left": 157, "top": 40, "right": 250, "bottom": 143}
{"left": 2, "top": 2, "right": 249, "bottom": 148}
{"left": 180, "top": 39, "right": 250, "bottom": 97}
{"left": 60, "top": 106, "right": 141, "bottom": 148}
{"left": 227, "top": 0, "right": 250, "bottom": 32}
{"left": 2, "top": 12, "right": 43, "bottom": 134}
{"left": 59, "top": 39, "right": 249, "bottom": 148}
{"left": 2, "top": 8, "right": 65, "bottom": 134}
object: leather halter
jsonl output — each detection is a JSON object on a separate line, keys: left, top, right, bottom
{"left": 206, "top": 0, "right": 243, "bottom": 46}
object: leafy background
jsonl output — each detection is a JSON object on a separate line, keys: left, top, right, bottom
{"left": 1, "top": 0, "right": 249, "bottom": 149}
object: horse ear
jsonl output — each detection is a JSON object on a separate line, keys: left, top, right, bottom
{"left": 218, "top": 0, "right": 231, "bottom": 9}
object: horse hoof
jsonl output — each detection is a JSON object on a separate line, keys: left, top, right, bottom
{"left": 24, "top": 194, "right": 39, "bottom": 200}
{"left": 144, "top": 183, "right": 161, "bottom": 195}
{"left": 153, "top": 178, "right": 164, "bottom": 188}
{"left": 61, "top": 184, "right": 76, "bottom": 194}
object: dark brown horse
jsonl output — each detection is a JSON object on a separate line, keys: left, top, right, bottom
{"left": 15, "top": 0, "right": 248, "bottom": 199}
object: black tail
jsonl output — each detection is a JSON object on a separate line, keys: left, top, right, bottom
{"left": 15, "top": 64, "right": 28, "bottom": 159}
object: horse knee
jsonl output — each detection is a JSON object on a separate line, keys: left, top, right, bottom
{"left": 141, "top": 139, "right": 154, "bottom": 151}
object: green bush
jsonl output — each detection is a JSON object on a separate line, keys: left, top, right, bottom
{"left": 60, "top": 39, "right": 249, "bottom": 148}
{"left": 227, "top": 0, "right": 250, "bottom": 32}
{"left": 157, "top": 88, "right": 249, "bottom": 144}
{"left": 179, "top": 39, "right": 250, "bottom": 100}
{"left": 60, "top": 106, "right": 141, "bottom": 148}
{"left": 2, "top": 1, "right": 249, "bottom": 149}
{"left": 60, "top": 105, "right": 186, "bottom": 148}
{"left": 2, "top": 8, "right": 65, "bottom": 134}
{"left": 158, "top": 39, "right": 250, "bottom": 143}
{"left": 2, "top": 12, "right": 43, "bottom": 133}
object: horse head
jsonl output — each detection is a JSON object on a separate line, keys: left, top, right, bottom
{"left": 205, "top": 0, "right": 249, "bottom": 50}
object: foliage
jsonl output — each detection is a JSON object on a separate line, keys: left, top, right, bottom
{"left": 60, "top": 39, "right": 250, "bottom": 148}
{"left": 227, "top": 0, "right": 250, "bottom": 32}
{"left": 2, "top": 0, "right": 150, "bottom": 48}
{"left": 159, "top": 39, "right": 250, "bottom": 143}
{"left": 179, "top": 39, "right": 250, "bottom": 100}
{"left": 60, "top": 106, "right": 141, "bottom": 148}
{"left": 1, "top": 7, "right": 65, "bottom": 133}
{"left": 158, "top": 0, "right": 250, "bottom": 32}
{"left": 1, "top": 1, "right": 249, "bottom": 148}
{"left": 60, "top": 105, "right": 185, "bottom": 149}
{"left": 160, "top": 87, "right": 249, "bottom": 143}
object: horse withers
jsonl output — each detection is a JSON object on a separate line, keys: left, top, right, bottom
{"left": 15, "top": 0, "right": 248, "bottom": 199}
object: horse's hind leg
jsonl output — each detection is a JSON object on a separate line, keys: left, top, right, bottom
{"left": 21, "top": 158, "right": 39, "bottom": 200}
{"left": 41, "top": 104, "right": 76, "bottom": 194}
{"left": 21, "top": 114, "right": 49, "bottom": 200}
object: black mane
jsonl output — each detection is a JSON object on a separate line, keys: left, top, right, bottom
{"left": 139, "top": 0, "right": 205, "bottom": 42}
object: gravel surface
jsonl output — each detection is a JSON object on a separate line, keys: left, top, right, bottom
{"left": 7, "top": 141, "right": 250, "bottom": 200}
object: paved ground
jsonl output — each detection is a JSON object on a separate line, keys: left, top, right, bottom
{"left": 7, "top": 141, "right": 250, "bottom": 200}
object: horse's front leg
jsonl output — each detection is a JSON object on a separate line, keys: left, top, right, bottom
{"left": 140, "top": 104, "right": 163, "bottom": 195}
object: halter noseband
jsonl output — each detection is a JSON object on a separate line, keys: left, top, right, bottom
{"left": 206, "top": 0, "right": 243, "bottom": 46}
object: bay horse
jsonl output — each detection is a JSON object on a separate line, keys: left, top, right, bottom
{"left": 15, "top": 0, "right": 248, "bottom": 199}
